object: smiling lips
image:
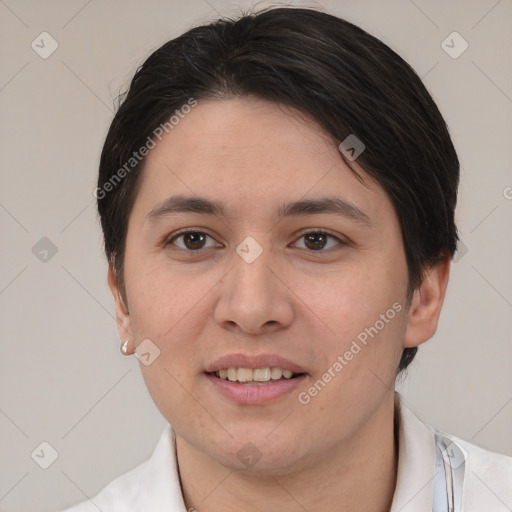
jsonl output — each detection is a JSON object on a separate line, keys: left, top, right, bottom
{"left": 206, "top": 353, "right": 306, "bottom": 382}
{"left": 214, "top": 366, "right": 297, "bottom": 384}
{"left": 205, "top": 354, "right": 307, "bottom": 402}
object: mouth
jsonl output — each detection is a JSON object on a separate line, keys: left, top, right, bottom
{"left": 204, "top": 354, "right": 308, "bottom": 404}
{"left": 208, "top": 366, "right": 305, "bottom": 385}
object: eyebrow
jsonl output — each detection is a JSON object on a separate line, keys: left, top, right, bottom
{"left": 146, "top": 194, "right": 371, "bottom": 226}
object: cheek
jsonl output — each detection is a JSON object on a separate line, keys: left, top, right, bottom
{"left": 296, "top": 303, "right": 407, "bottom": 435}
{"left": 139, "top": 360, "right": 206, "bottom": 441}
{"left": 309, "top": 263, "right": 405, "bottom": 337}
{"left": 124, "top": 253, "right": 203, "bottom": 339}
{"left": 301, "top": 258, "right": 408, "bottom": 386}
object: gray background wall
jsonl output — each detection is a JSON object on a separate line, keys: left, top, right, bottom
{"left": 0, "top": 0, "right": 511, "bottom": 510}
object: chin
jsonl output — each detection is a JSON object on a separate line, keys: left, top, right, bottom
{"left": 207, "top": 429, "right": 310, "bottom": 475}
{"left": 221, "top": 447, "right": 308, "bottom": 477}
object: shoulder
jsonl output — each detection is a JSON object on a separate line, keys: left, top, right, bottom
{"left": 443, "top": 431, "right": 512, "bottom": 509}
{"left": 393, "top": 394, "right": 512, "bottom": 511}
{"left": 59, "top": 425, "right": 187, "bottom": 512}
{"left": 60, "top": 459, "right": 151, "bottom": 512}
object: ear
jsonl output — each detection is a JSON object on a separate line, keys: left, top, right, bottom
{"left": 404, "top": 257, "right": 450, "bottom": 348}
{"left": 107, "top": 262, "right": 133, "bottom": 353}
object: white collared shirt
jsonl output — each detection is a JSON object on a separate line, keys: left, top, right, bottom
{"left": 62, "top": 395, "right": 512, "bottom": 511}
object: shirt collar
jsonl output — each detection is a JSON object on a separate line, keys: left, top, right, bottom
{"left": 132, "top": 424, "right": 188, "bottom": 511}
{"left": 390, "top": 392, "right": 436, "bottom": 511}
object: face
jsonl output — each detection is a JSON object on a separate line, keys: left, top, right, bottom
{"left": 110, "top": 96, "right": 443, "bottom": 474}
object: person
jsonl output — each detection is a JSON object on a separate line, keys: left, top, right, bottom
{"left": 63, "top": 6, "right": 512, "bottom": 512}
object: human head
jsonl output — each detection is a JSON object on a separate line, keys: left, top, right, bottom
{"left": 97, "top": 7, "right": 460, "bottom": 476}
{"left": 97, "top": 7, "right": 458, "bottom": 378}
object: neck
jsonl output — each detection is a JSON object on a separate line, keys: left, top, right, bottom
{"left": 176, "top": 393, "right": 398, "bottom": 512}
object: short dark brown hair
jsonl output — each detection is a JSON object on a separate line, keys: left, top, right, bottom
{"left": 96, "top": 7, "right": 460, "bottom": 374}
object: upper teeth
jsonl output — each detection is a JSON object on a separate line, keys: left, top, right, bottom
{"left": 216, "top": 367, "right": 295, "bottom": 382}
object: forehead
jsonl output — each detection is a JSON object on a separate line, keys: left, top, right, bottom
{"left": 133, "top": 96, "right": 389, "bottom": 223}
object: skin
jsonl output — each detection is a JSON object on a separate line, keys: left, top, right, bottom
{"left": 109, "top": 96, "right": 450, "bottom": 511}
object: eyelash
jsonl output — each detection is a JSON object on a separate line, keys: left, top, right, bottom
{"left": 164, "top": 228, "right": 347, "bottom": 253}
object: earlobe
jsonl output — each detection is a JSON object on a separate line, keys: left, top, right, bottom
{"left": 107, "top": 263, "right": 133, "bottom": 351}
{"left": 404, "top": 257, "right": 451, "bottom": 349}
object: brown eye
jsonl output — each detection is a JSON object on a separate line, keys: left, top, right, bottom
{"left": 167, "top": 231, "right": 219, "bottom": 251}
{"left": 304, "top": 233, "right": 328, "bottom": 250}
{"left": 293, "top": 231, "right": 343, "bottom": 252}
{"left": 182, "top": 232, "right": 207, "bottom": 250}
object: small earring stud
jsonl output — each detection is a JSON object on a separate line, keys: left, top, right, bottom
{"left": 121, "top": 339, "right": 129, "bottom": 355}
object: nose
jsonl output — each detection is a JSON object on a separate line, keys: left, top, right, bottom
{"left": 213, "top": 240, "right": 294, "bottom": 336}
